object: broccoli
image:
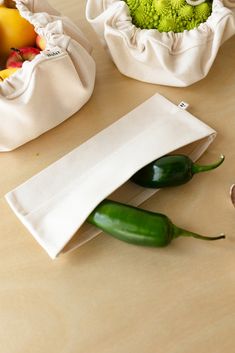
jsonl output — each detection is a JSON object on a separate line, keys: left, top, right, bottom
{"left": 124, "top": 0, "right": 212, "bottom": 32}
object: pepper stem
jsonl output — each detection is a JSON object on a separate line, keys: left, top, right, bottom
{"left": 173, "top": 225, "right": 225, "bottom": 241}
{"left": 192, "top": 154, "right": 225, "bottom": 174}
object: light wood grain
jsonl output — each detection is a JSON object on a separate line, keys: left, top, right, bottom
{"left": 0, "top": 1, "right": 235, "bottom": 352}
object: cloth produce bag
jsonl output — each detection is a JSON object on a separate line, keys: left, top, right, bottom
{"left": 0, "top": 0, "right": 96, "bottom": 151}
{"left": 86, "top": 0, "right": 235, "bottom": 87}
{"left": 6, "top": 93, "right": 218, "bottom": 258}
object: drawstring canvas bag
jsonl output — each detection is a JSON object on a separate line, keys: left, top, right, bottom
{"left": 86, "top": 0, "right": 235, "bottom": 87}
{"left": 0, "top": 0, "right": 96, "bottom": 151}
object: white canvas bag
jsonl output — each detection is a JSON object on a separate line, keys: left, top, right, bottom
{"left": 0, "top": 0, "right": 96, "bottom": 151}
{"left": 86, "top": 0, "right": 235, "bottom": 87}
{"left": 6, "top": 94, "right": 218, "bottom": 259}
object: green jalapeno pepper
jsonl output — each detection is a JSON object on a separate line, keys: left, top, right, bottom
{"left": 87, "top": 200, "right": 225, "bottom": 247}
{"left": 131, "top": 154, "right": 225, "bottom": 188}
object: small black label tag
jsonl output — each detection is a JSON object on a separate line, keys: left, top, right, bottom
{"left": 42, "top": 48, "right": 63, "bottom": 58}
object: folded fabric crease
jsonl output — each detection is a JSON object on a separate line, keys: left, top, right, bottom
{"left": 6, "top": 94, "right": 217, "bottom": 258}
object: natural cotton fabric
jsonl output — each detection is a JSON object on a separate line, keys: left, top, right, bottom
{"left": 6, "top": 93, "right": 217, "bottom": 258}
{"left": 0, "top": 0, "right": 96, "bottom": 151}
{"left": 86, "top": 0, "right": 235, "bottom": 87}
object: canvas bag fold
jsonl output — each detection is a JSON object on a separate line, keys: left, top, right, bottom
{"left": 6, "top": 94, "right": 217, "bottom": 258}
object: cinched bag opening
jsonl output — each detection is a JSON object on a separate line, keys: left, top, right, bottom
{"left": 0, "top": 0, "right": 96, "bottom": 151}
{"left": 86, "top": 0, "right": 235, "bottom": 86}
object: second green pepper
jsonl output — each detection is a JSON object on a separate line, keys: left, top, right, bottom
{"left": 131, "top": 154, "right": 225, "bottom": 188}
{"left": 87, "top": 200, "right": 225, "bottom": 247}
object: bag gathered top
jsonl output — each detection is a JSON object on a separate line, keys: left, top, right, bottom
{"left": 86, "top": 0, "right": 235, "bottom": 87}
{"left": 0, "top": 0, "right": 96, "bottom": 151}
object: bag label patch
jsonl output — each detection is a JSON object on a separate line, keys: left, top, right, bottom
{"left": 42, "top": 48, "right": 63, "bottom": 58}
{"left": 178, "top": 101, "right": 189, "bottom": 110}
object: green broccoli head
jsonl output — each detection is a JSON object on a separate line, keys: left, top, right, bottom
{"left": 124, "top": 0, "right": 212, "bottom": 32}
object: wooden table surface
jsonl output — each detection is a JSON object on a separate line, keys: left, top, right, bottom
{"left": 1, "top": 1, "right": 235, "bottom": 352}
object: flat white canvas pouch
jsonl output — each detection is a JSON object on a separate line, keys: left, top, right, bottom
{"left": 6, "top": 93, "right": 217, "bottom": 259}
{"left": 0, "top": 0, "right": 96, "bottom": 151}
{"left": 86, "top": 0, "right": 235, "bottom": 87}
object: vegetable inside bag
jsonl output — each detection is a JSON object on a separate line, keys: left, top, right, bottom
{"left": 6, "top": 93, "right": 218, "bottom": 258}
{"left": 0, "top": 0, "right": 96, "bottom": 151}
{"left": 86, "top": 0, "right": 235, "bottom": 87}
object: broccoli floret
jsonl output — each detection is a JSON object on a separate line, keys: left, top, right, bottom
{"left": 194, "top": 2, "right": 211, "bottom": 20}
{"left": 126, "top": 0, "right": 141, "bottom": 11}
{"left": 158, "top": 15, "right": 177, "bottom": 31}
{"left": 131, "top": 0, "right": 156, "bottom": 28}
{"left": 178, "top": 4, "right": 194, "bottom": 19}
{"left": 153, "top": 0, "right": 171, "bottom": 15}
{"left": 186, "top": 18, "right": 200, "bottom": 29}
{"left": 170, "top": 0, "right": 185, "bottom": 10}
